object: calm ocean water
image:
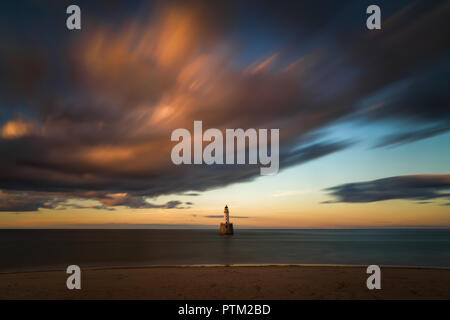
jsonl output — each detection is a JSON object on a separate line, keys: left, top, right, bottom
{"left": 0, "top": 229, "right": 449, "bottom": 272}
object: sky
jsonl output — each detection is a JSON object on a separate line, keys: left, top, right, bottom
{"left": 0, "top": 0, "right": 449, "bottom": 228}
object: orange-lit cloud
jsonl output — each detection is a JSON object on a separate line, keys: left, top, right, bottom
{"left": 0, "top": 1, "right": 449, "bottom": 215}
{"left": 1, "top": 119, "right": 38, "bottom": 139}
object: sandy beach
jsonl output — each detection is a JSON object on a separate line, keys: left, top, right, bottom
{"left": 0, "top": 265, "right": 448, "bottom": 300}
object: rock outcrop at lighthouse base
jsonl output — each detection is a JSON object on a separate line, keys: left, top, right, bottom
{"left": 220, "top": 223, "right": 234, "bottom": 235}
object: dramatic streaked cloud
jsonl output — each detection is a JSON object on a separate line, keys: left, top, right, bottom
{"left": 0, "top": 1, "right": 449, "bottom": 211}
{"left": 323, "top": 174, "right": 450, "bottom": 204}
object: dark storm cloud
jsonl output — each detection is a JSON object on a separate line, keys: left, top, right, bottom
{"left": 323, "top": 174, "right": 450, "bottom": 203}
{"left": 0, "top": 0, "right": 449, "bottom": 211}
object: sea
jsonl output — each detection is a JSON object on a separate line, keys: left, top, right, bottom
{"left": 0, "top": 229, "right": 449, "bottom": 272}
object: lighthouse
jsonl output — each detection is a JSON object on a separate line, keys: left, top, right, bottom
{"left": 224, "top": 205, "right": 230, "bottom": 224}
{"left": 219, "top": 205, "right": 234, "bottom": 235}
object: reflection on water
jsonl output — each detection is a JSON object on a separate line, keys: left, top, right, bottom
{"left": 220, "top": 234, "right": 234, "bottom": 266}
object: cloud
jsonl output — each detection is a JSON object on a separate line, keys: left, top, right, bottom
{"left": 0, "top": 190, "right": 186, "bottom": 212}
{"left": 95, "top": 193, "right": 184, "bottom": 209}
{"left": 204, "top": 215, "right": 249, "bottom": 219}
{"left": 64, "top": 204, "right": 116, "bottom": 211}
{"left": 0, "top": 1, "right": 449, "bottom": 211}
{"left": 323, "top": 174, "right": 450, "bottom": 204}
{"left": 0, "top": 191, "right": 63, "bottom": 212}
{"left": 1, "top": 119, "right": 39, "bottom": 139}
{"left": 374, "top": 124, "right": 450, "bottom": 148}
{"left": 272, "top": 189, "right": 311, "bottom": 197}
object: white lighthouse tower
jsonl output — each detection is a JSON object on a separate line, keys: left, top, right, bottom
{"left": 219, "top": 205, "right": 234, "bottom": 235}
{"left": 224, "top": 205, "right": 230, "bottom": 224}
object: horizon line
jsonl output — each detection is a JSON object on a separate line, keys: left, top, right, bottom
{"left": 1, "top": 224, "right": 449, "bottom": 230}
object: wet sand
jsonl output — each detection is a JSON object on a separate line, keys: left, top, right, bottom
{"left": 0, "top": 265, "right": 448, "bottom": 300}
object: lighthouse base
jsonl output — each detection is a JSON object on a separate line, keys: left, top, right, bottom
{"left": 219, "top": 223, "right": 234, "bottom": 235}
